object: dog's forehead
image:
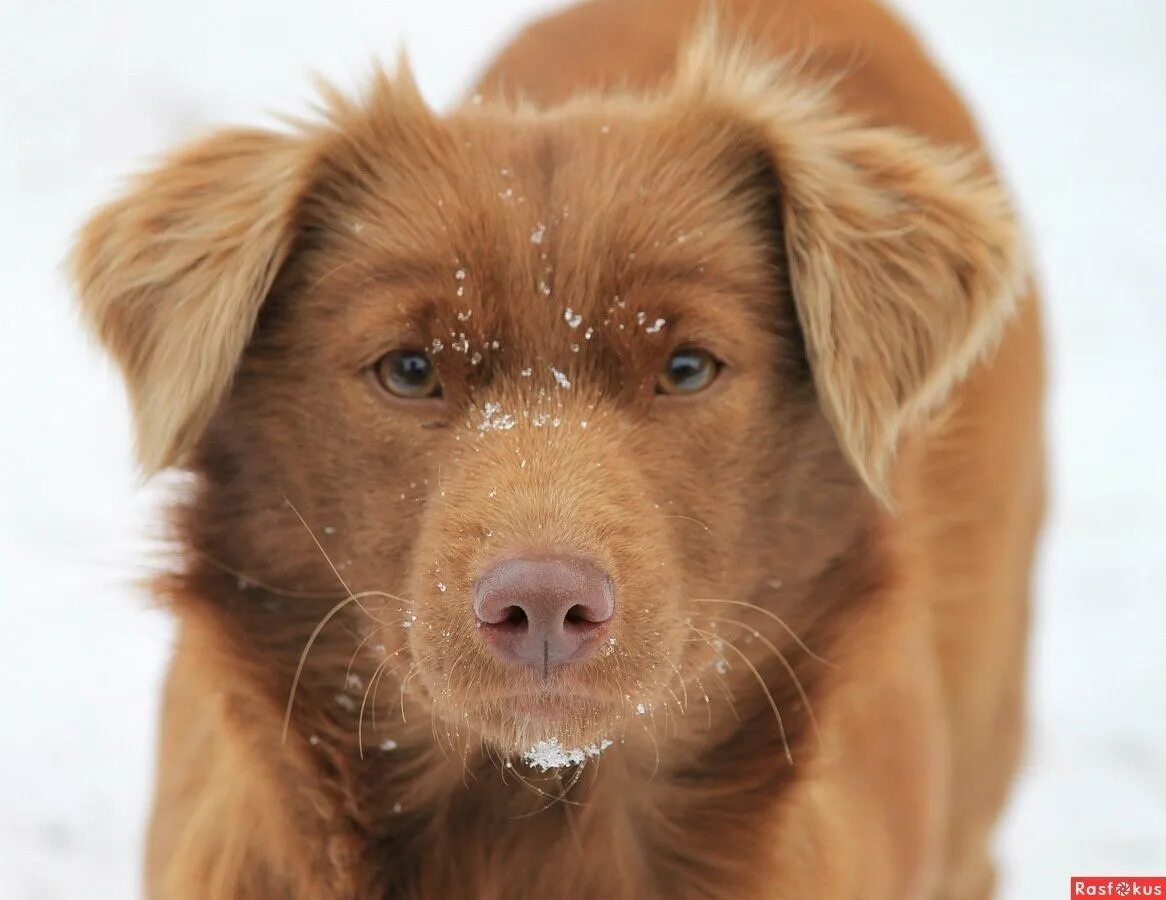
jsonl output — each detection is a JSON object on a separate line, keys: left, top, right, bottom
{"left": 375, "top": 110, "right": 772, "bottom": 331}
{"left": 298, "top": 105, "right": 779, "bottom": 380}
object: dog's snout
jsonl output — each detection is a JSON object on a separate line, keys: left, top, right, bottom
{"left": 473, "top": 555, "right": 615, "bottom": 671}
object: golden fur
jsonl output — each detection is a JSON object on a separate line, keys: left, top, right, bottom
{"left": 69, "top": 1, "right": 1044, "bottom": 897}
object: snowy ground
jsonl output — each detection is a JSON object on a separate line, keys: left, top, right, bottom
{"left": 1, "top": 1, "right": 1162, "bottom": 897}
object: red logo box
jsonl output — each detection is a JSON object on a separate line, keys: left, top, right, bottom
{"left": 1071, "top": 877, "right": 1166, "bottom": 897}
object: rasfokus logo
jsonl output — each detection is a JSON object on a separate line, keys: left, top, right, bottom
{"left": 1071, "top": 877, "right": 1166, "bottom": 896}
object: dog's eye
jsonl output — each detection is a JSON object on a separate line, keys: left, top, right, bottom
{"left": 656, "top": 348, "right": 719, "bottom": 395}
{"left": 373, "top": 350, "right": 442, "bottom": 399}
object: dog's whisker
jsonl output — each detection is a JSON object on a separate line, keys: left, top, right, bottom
{"left": 307, "top": 257, "right": 368, "bottom": 293}
{"left": 481, "top": 738, "right": 505, "bottom": 785}
{"left": 443, "top": 647, "right": 473, "bottom": 698}
{"left": 282, "top": 494, "right": 404, "bottom": 626}
{"left": 367, "top": 654, "right": 395, "bottom": 738}
{"left": 662, "top": 513, "right": 713, "bottom": 535}
{"left": 506, "top": 765, "right": 587, "bottom": 816}
{"left": 282, "top": 590, "right": 378, "bottom": 744}
{"left": 399, "top": 664, "right": 422, "bottom": 724}
{"left": 458, "top": 737, "right": 476, "bottom": 791}
{"left": 344, "top": 631, "right": 380, "bottom": 686}
{"left": 358, "top": 589, "right": 418, "bottom": 607}
{"left": 689, "top": 672, "right": 714, "bottom": 730}
{"left": 195, "top": 550, "right": 345, "bottom": 599}
{"left": 561, "top": 757, "right": 587, "bottom": 795}
{"left": 704, "top": 614, "right": 823, "bottom": 750}
{"left": 664, "top": 655, "right": 690, "bottom": 713}
{"left": 689, "top": 597, "right": 835, "bottom": 667}
{"left": 428, "top": 705, "right": 451, "bottom": 762}
{"left": 680, "top": 624, "right": 741, "bottom": 719}
{"left": 357, "top": 655, "right": 393, "bottom": 759}
{"left": 691, "top": 624, "right": 793, "bottom": 766}
{"left": 282, "top": 494, "right": 352, "bottom": 594}
{"left": 639, "top": 717, "right": 662, "bottom": 782}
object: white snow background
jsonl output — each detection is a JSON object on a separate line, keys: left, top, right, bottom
{"left": 1, "top": 1, "right": 1162, "bottom": 896}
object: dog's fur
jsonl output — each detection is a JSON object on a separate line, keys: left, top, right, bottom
{"left": 70, "top": 0, "right": 1044, "bottom": 897}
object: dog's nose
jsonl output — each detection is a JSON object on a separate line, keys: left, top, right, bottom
{"left": 473, "top": 555, "right": 615, "bottom": 671}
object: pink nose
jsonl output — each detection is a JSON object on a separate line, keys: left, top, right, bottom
{"left": 473, "top": 555, "right": 615, "bottom": 673}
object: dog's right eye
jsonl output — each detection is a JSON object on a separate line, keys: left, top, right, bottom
{"left": 373, "top": 350, "right": 442, "bottom": 400}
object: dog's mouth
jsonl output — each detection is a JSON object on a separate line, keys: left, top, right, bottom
{"left": 499, "top": 691, "right": 609, "bottom": 723}
{"left": 431, "top": 673, "right": 633, "bottom": 753}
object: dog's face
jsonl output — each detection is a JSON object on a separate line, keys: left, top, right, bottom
{"left": 71, "top": 47, "right": 1023, "bottom": 758}
{"left": 225, "top": 108, "right": 818, "bottom": 751}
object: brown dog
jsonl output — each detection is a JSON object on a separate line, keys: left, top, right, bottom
{"left": 70, "top": 0, "right": 1044, "bottom": 897}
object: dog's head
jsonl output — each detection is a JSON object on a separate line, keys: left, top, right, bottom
{"left": 71, "top": 37, "right": 1023, "bottom": 759}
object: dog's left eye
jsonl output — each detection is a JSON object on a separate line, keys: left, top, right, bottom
{"left": 656, "top": 347, "right": 719, "bottom": 396}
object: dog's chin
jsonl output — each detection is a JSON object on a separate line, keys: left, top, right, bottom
{"left": 439, "top": 692, "right": 627, "bottom": 756}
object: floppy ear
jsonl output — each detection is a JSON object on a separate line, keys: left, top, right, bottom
{"left": 771, "top": 122, "right": 1025, "bottom": 504}
{"left": 69, "top": 129, "right": 313, "bottom": 474}
{"left": 675, "top": 34, "right": 1028, "bottom": 506}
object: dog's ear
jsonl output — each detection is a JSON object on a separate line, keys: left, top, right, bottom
{"left": 69, "top": 129, "right": 313, "bottom": 474}
{"left": 677, "top": 31, "right": 1027, "bottom": 506}
{"left": 770, "top": 123, "right": 1025, "bottom": 504}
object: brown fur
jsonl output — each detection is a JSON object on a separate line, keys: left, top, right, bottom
{"left": 69, "top": 1, "right": 1044, "bottom": 898}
